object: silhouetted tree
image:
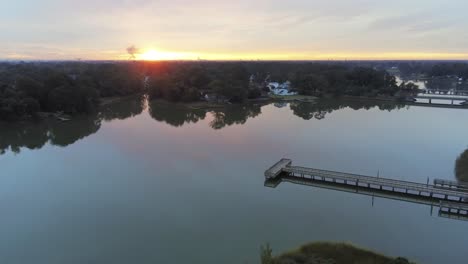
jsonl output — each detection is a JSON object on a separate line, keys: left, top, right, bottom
{"left": 455, "top": 149, "right": 468, "bottom": 182}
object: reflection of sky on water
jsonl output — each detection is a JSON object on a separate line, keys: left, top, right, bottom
{"left": 97, "top": 102, "right": 468, "bottom": 183}
{"left": 1, "top": 101, "right": 468, "bottom": 264}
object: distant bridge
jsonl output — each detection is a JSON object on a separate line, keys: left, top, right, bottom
{"left": 265, "top": 159, "right": 468, "bottom": 220}
{"left": 413, "top": 94, "right": 468, "bottom": 105}
{"left": 423, "top": 89, "right": 468, "bottom": 96}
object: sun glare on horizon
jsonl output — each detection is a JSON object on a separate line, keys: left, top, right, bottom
{"left": 140, "top": 50, "right": 160, "bottom": 61}
{"left": 137, "top": 49, "right": 191, "bottom": 61}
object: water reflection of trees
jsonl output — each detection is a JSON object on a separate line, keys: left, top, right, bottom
{"left": 149, "top": 99, "right": 405, "bottom": 128}
{"left": 148, "top": 101, "right": 262, "bottom": 130}
{"left": 210, "top": 105, "right": 261, "bottom": 129}
{"left": 100, "top": 95, "right": 146, "bottom": 121}
{"left": 148, "top": 102, "right": 207, "bottom": 127}
{"left": 290, "top": 100, "right": 407, "bottom": 121}
{"left": 0, "top": 96, "right": 145, "bottom": 155}
{"left": 455, "top": 149, "right": 468, "bottom": 182}
{"left": 1, "top": 98, "right": 409, "bottom": 155}
{"left": 0, "top": 115, "right": 101, "bottom": 155}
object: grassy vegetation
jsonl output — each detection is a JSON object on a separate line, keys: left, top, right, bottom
{"left": 268, "top": 94, "right": 317, "bottom": 102}
{"left": 262, "top": 242, "right": 414, "bottom": 264}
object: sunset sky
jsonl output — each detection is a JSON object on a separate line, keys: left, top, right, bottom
{"left": 2, "top": 0, "right": 468, "bottom": 60}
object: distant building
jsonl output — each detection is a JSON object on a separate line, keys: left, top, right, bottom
{"left": 267, "top": 81, "right": 297, "bottom": 96}
{"left": 267, "top": 82, "right": 279, "bottom": 90}
{"left": 387, "top": 66, "right": 400, "bottom": 75}
{"left": 249, "top": 74, "right": 255, "bottom": 84}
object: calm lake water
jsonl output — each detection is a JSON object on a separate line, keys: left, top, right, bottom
{"left": 1, "top": 97, "right": 468, "bottom": 264}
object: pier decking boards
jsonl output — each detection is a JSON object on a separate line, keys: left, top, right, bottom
{"left": 265, "top": 159, "right": 468, "bottom": 221}
{"left": 434, "top": 179, "right": 468, "bottom": 191}
{"left": 264, "top": 158, "right": 292, "bottom": 179}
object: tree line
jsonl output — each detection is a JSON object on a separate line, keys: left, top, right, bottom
{"left": 427, "top": 63, "right": 468, "bottom": 79}
{"left": 147, "top": 62, "right": 252, "bottom": 102}
{"left": 3, "top": 60, "right": 464, "bottom": 121}
{"left": 146, "top": 61, "right": 418, "bottom": 102}
{"left": 0, "top": 62, "right": 144, "bottom": 121}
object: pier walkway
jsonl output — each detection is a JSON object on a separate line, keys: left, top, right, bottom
{"left": 265, "top": 159, "right": 468, "bottom": 220}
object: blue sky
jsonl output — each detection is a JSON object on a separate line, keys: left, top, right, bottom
{"left": 1, "top": 0, "right": 468, "bottom": 60}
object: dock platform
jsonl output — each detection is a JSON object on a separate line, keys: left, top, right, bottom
{"left": 264, "top": 158, "right": 292, "bottom": 179}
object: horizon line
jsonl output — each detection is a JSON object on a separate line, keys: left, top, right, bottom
{"left": 2, "top": 59, "right": 468, "bottom": 63}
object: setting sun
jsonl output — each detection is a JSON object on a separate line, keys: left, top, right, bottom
{"left": 140, "top": 50, "right": 160, "bottom": 61}
{"left": 136, "top": 49, "right": 192, "bottom": 61}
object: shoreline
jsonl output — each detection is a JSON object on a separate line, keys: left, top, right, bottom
{"left": 99, "top": 93, "right": 145, "bottom": 106}
{"left": 3, "top": 93, "right": 468, "bottom": 124}
{"left": 149, "top": 94, "right": 468, "bottom": 109}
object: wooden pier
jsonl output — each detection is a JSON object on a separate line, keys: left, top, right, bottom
{"left": 434, "top": 179, "right": 468, "bottom": 191}
{"left": 265, "top": 159, "right": 468, "bottom": 220}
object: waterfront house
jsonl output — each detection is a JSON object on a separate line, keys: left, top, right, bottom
{"left": 267, "top": 81, "right": 297, "bottom": 96}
